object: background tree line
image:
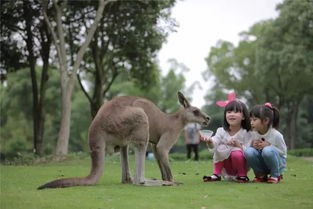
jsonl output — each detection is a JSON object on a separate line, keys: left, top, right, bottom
{"left": 1, "top": 0, "right": 312, "bottom": 161}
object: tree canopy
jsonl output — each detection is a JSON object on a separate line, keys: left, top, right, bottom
{"left": 204, "top": 0, "right": 313, "bottom": 149}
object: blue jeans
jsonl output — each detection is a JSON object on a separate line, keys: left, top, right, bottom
{"left": 244, "top": 146, "right": 286, "bottom": 178}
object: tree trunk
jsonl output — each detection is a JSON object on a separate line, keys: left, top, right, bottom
{"left": 43, "top": 0, "right": 111, "bottom": 155}
{"left": 37, "top": 26, "right": 52, "bottom": 155}
{"left": 289, "top": 102, "right": 298, "bottom": 149}
{"left": 56, "top": 75, "right": 74, "bottom": 155}
{"left": 91, "top": 41, "right": 104, "bottom": 118}
{"left": 23, "top": 1, "right": 42, "bottom": 155}
{"left": 285, "top": 101, "right": 299, "bottom": 150}
{"left": 91, "top": 97, "right": 103, "bottom": 118}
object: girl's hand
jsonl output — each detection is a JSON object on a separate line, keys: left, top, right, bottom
{"left": 252, "top": 139, "right": 271, "bottom": 150}
{"left": 227, "top": 139, "right": 241, "bottom": 148}
{"left": 258, "top": 140, "right": 271, "bottom": 149}
{"left": 200, "top": 136, "right": 213, "bottom": 144}
{"left": 252, "top": 139, "right": 262, "bottom": 149}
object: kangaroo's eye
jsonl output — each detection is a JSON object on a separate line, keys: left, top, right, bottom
{"left": 193, "top": 109, "right": 200, "bottom": 116}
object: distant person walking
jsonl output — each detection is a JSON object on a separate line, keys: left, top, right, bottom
{"left": 184, "top": 123, "right": 201, "bottom": 161}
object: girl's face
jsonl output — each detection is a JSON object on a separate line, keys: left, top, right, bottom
{"left": 250, "top": 116, "right": 268, "bottom": 134}
{"left": 226, "top": 110, "right": 244, "bottom": 127}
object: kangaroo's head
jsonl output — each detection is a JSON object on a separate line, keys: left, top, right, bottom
{"left": 177, "top": 91, "right": 210, "bottom": 126}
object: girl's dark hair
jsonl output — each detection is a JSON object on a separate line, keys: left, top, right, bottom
{"left": 250, "top": 104, "right": 280, "bottom": 129}
{"left": 223, "top": 100, "right": 251, "bottom": 131}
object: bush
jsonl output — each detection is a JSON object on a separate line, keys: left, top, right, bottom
{"left": 288, "top": 148, "right": 313, "bottom": 157}
{"left": 0, "top": 152, "right": 36, "bottom": 165}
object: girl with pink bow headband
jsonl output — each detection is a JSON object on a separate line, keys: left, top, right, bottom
{"left": 201, "top": 93, "right": 255, "bottom": 183}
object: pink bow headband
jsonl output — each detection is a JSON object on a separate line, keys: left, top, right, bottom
{"left": 216, "top": 93, "right": 236, "bottom": 107}
{"left": 216, "top": 93, "right": 274, "bottom": 109}
{"left": 264, "top": 102, "right": 273, "bottom": 109}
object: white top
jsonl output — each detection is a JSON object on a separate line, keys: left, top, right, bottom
{"left": 210, "top": 127, "right": 256, "bottom": 163}
{"left": 254, "top": 127, "right": 287, "bottom": 158}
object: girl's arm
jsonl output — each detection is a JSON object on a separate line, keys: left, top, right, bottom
{"left": 271, "top": 131, "right": 287, "bottom": 157}
{"left": 201, "top": 127, "right": 224, "bottom": 149}
{"left": 243, "top": 131, "right": 259, "bottom": 150}
{"left": 200, "top": 136, "right": 214, "bottom": 148}
{"left": 259, "top": 130, "right": 287, "bottom": 157}
{"left": 227, "top": 139, "right": 243, "bottom": 149}
{"left": 258, "top": 139, "right": 271, "bottom": 149}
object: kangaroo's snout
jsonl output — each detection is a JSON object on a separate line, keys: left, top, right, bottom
{"left": 201, "top": 116, "right": 210, "bottom": 126}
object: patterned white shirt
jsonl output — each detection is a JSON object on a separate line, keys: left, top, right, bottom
{"left": 210, "top": 127, "right": 257, "bottom": 163}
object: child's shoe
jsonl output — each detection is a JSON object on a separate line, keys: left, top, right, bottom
{"left": 236, "top": 176, "right": 249, "bottom": 183}
{"left": 203, "top": 174, "right": 221, "bottom": 182}
{"left": 252, "top": 175, "right": 267, "bottom": 183}
{"left": 267, "top": 176, "right": 279, "bottom": 184}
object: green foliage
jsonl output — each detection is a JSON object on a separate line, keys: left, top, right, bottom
{"left": 69, "top": 91, "right": 91, "bottom": 153}
{"left": 76, "top": 0, "right": 177, "bottom": 95}
{"left": 256, "top": 0, "right": 313, "bottom": 101}
{"left": 1, "top": 155, "right": 313, "bottom": 209}
{"left": 203, "top": 0, "right": 313, "bottom": 149}
{"left": 1, "top": 0, "right": 178, "bottom": 156}
{"left": 288, "top": 148, "right": 313, "bottom": 157}
{"left": 296, "top": 96, "right": 313, "bottom": 148}
{"left": 1, "top": 69, "right": 36, "bottom": 156}
{"left": 204, "top": 21, "right": 271, "bottom": 104}
{"left": 255, "top": 0, "right": 313, "bottom": 148}
{"left": 158, "top": 69, "right": 186, "bottom": 113}
{"left": 108, "top": 61, "right": 186, "bottom": 113}
{"left": 0, "top": 0, "right": 30, "bottom": 72}
{"left": 0, "top": 68, "right": 92, "bottom": 158}
{"left": 0, "top": 57, "right": 187, "bottom": 159}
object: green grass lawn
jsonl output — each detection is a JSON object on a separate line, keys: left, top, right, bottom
{"left": 1, "top": 154, "right": 313, "bottom": 209}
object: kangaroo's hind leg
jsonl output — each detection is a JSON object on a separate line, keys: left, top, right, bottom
{"left": 130, "top": 110, "right": 149, "bottom": 185}
{"left": 133, "top": 142, "right": 148, "bottom": 185}
{"left": 129, "top": 110, "right": 171, "bottom": 186}
{"left": 120, "top": 145, "right": 132, "bottom": 184}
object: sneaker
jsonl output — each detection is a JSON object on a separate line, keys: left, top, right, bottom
{"left": 267, "top": 176, "right": 279, "bottom": 184}
{"left": 253, "top": 175, "right": 267, "bottom": 183}
{"left": 236, "top": 176, "right": 249, "bottom": 183}
{"left": 203, "top": 174, "right": 221, "bottom": 182}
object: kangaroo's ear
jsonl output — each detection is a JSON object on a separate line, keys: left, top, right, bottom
{"left": 178, "top": 91, "right": 190, "bottom": 108}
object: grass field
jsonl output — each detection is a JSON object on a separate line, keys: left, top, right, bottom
{"left": 1, "top": 154, "right": 313, "bottom": 209}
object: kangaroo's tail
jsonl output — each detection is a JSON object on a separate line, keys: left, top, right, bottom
{"left": 37, "top": 143, "right": 105, "bottom": 190}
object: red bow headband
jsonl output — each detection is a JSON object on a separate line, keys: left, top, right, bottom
{"left": 216, "top": 93, "right": 236, "bottom": 107}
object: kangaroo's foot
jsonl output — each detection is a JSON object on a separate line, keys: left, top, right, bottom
{"left": 172, "top": 181, "right": 183, "bottom": 186}
{"left": 136, "top": 179, "right": 181, "bottom": 186}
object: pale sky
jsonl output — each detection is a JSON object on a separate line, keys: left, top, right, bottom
{"left": 158, "top": 0, "right": 283, "bottom": 107}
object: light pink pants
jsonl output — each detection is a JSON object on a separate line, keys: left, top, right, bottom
{"left": 213, "top": 150, "right": 247, "bottom": 177}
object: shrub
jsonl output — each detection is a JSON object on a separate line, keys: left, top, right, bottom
{"left": 288, "top": 148, "right": 313, "bottom": 157}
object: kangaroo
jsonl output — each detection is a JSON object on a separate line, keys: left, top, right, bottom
{"left": 37, "top": 92, "right": 210, "bottom": 189}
